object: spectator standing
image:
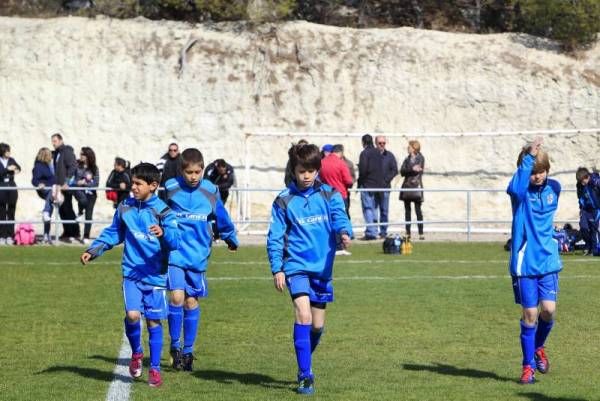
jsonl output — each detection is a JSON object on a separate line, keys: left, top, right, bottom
{"left": 204, "top": 159, "right": 235, "bottom": 204}
{"left": 575, "top": 167, "right": 600, "bottom": 255}
{"left": 0, "top": 143, "right": 21, "bottom": 245}
{"left": 375, "top": 135, "right": 398, "bottom": 237}
{"left": 357, "top": 134, "right": 385, "bottom": 240}
{"left": 106, "top": 157, "right": 131, "bottom": 207}
{"left": 158, "top": 143, "right": 182, "bottom": 200}
{"left": 321, "top": 144, "right": 333, "bottom": 158}
{"left": 32, "top": 147, "right": 56, "bottom": 244}
{"left": 319, "top": 144, "right": 354, "bottom": 256}
{"left": 399, "top": 140, "right": 425, "bottom": 240}
{"left": 75, "top": 147, "right": 99, "bottom": 244}
{"left": 51, "top": 133, "right": 80, "bottom": 242}
{"left": 335, "top": 144, "right": 356, "bottom": 218}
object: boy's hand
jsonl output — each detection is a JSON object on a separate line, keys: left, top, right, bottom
{"left": 119, "top": 182, "right": 127, "bottom": 190}
{"left": 149, "top": 224, "right": 163, "bottom": 237}
{"left": 528, "top": 136, "right": 543, "bottom": 156}
{"left": 80, "top": 252, "right": 92, "bottom": 265}
{"left": 341, "top": 234, "right": 351, "bottom": 249}
{"left": 225, "top": 239, "right": 238, "bottom": 252}
{"left": 273, "top": 272, "right": 286, "bottom": 292}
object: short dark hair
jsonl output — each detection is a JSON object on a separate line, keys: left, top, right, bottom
{"left": 332, "top": 144, "right": 344, "bottom": 153}
{"left": 214, "top": 159, "right": 227, "bottom": 168}
{"left": 114, "top": 157, "right": 129, "bottom": 169}
{"left": 131, "top": 162, "right": 161, "bottom": 185}
{"left": 576, "top": 167, "right": 590, "bottom": 183}
{"left": 0, "top": 143, "right": 10, "bottom": 156}
{"left": 181, "top": 148, "right": 204, "bottom": 169}
{"left": 289, "top": 143, "right": 321, "bottom": 172}
{"left": 51, "top": 133, "right": 63, "bottom": 141}
{"left": 362, "top": 134, "right": 373, "bottom": 147}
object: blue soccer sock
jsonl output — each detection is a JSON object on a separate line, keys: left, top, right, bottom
{"left": 294, "top": 323, "right": 312, "bottom": 379}
{"left": 183, "top": 306, "right": 201, "bottom": 355}
{"left": 520, "top": 320, "right": 537, "bottom": 367}
{"left": 124, "top": 318, "right": 143, "bottom": 355}
{"left": 310, "top": 327, "right": 324, "bottom": 354}
{"left": 535, "top": 317, "right": 554, "bottom": 350}
{"left": 168, "top": 304, "right": 183, "bottom": 350}
{"left": 148, "top": 324, "right": 163, "bottom": 371}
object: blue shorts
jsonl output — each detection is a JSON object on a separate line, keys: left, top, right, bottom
{"left": 122, "top": 278, "right": 168, "bottom": 320}
{"left": 168, "top": 266, "right": 208, "bottom": 298}
{"left": 286, "top": 274, "right": 334, "bottom": 304}
{"left": 512, "top": 273, "right": 559, "bottom": 308}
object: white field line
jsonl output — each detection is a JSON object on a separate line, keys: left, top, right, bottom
{"left": 105, "top": 333, "right": 133, "bottom": 401}
{"left": 1, "top": 258, "right": 598, "bottom": 266}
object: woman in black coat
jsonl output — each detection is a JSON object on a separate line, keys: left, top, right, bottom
{"left": 399, "top": 140, "right": 425, "bottom": 240}
{"left": 0, "top": 143, "right": 21, "bottom": 244}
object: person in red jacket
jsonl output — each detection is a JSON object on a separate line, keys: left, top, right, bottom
{"left": 319, "top": 144, "right": 354, "bottom": 255}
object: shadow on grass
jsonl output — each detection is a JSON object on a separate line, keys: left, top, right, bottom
{"left": 518, "top": 393, "right": 589, "bottom": 401}
{"left": 193, "top": 369, "right": 295, "bottom": 389}
{"left": 402, "top": 363, "right": 513, "bottom": 382}
{"left": 36, "top": 365, "right": 131, "bottom": 383}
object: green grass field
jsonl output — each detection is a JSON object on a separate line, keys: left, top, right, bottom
{"left": 1, "top": 243, "right": 599, "bottom": 401}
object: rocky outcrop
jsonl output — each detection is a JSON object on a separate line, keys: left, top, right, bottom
{"left": 0, "top": 16, "right": 598, "bottom": 234}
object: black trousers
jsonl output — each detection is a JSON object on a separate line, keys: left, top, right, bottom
{"left": 59, "top": 191, "right": 80, "bottom": 238}
{"left": 0, "top": 188, "right": 17, "bottom": 238}
{"left": 403, "top": 200, "right": 423, "bottom": 236}
{"left": 81, "top": 195, "right": 97, "bottom": 239}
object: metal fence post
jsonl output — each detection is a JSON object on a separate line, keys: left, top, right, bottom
{"left": 466, "top": 190, "right": 472, "bottom": 241}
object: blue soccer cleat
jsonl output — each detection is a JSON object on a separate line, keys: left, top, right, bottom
{"left": 519, "top": 365, "right": 535, "bottom": 384}
{"left": 534, "top": 347, "right": 549, "bottom": 374}
{"left": 297, "top": 375, "right": 314, "bottom": 395}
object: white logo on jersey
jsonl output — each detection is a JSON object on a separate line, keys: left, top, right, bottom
{"left": 177, "top": 212, "right": 208, "bottom": 221}
{"left": 547, "top": 193, "right": 554, "bottom": 204}
{"left": 131, "top": 230, "right": 158, "bottom": 242}
{"left": 296, "top": 215, "right": 328, "bottom": 225}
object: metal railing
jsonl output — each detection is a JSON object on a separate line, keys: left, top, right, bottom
{"left": 0, "top": 185, "right": 579, "bottom": 243}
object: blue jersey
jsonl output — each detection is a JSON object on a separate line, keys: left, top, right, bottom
{"left": 165, "top": 177, "right": 238, "bottom": 272}
{"left": 507, "top": 154, "right": 562, "bottom": 277}
{"left": 267, "top": 180, "right": 353, "bottom": 280}
{"left": 86, "top": 195, "right": 179, "bottom": 287}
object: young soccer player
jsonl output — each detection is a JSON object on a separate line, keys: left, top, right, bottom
{"left": 507, "top": 137, "right": 562, "bottom": 384}
{"left": 165, "top": 148, "right": 239, "bottom": 371}
{"left": 267, "top": 143, "right": 352, "bottom": 395}
{"left": 80, "top": 163, "right": 179, "bottom": 387}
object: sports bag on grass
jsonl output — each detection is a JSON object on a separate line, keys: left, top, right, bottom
{"left": 14, "top": 224, "right": 36, "bottom": 245}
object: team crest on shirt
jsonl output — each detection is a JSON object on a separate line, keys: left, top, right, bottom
{"left": 546, "top": 193, "right": 554, "bottom": 205}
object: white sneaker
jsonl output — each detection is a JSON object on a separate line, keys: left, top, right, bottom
{"left": 6, "top": 237, "right": 14, "bottom": 245}
{"left": 0, "top": 238, "right": 6, "bottom": 245}
{"left": 335, "top": 249, "right": 352, "bottom": 256}
{"left": 76, "top": 214, "right": 85, "bottom": 222}
{"left": 42, "top": 211, "right": 51, "bottom": 222}
{"left": 82, "top": 238, "right": 90, "bottom": 245}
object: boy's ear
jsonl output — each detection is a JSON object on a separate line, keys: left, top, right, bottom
{"left": 150, "top": 181, "right": 159, "bottom": 191}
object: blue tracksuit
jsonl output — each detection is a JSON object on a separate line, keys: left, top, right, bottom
{"left": 267, "top": 180, "right": 353, "bottom": 280}
{"left": 578, "top": 173, "right": 600, "bottom": 220}
{"left": 507, "top": 154, "right": 562, "bottom": 277}
{"left": 165, "top": 177, "right": 238, "bottom": 272}
{"left": 86, "top": 195, "right": 180, "bottom": 287}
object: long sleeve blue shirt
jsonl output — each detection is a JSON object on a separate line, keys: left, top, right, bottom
{"left": 165, "top": 177, "right": 238, "bottom": 272}
{"left": 86, "top": 194, "right": 179, "bottom": 287}
{"left": 507, "top": 154, "right": 562, "bottom": 277}
{"left": 267, "top": 180, "right": 353, "bottom": 280}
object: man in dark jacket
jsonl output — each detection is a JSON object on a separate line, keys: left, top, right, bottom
{"left": 51, "top": 133, "right": 80, "bottom": 241}
{"left": 375, "top": 135, "right": 398, "bottom": 237}
{"left": 358, "top": 134, "right": 385, "bottom": 240}
{"left": 204, "top": 159, "right": 235, "bottom": 204}
{"left": 158, "top": 143, "right": 182, "bottom": 200}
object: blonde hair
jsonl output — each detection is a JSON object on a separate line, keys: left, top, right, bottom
{"left": 517, "top": 148, "right": 550, "bottom": 173}
{"left": 408, "top": 140, "right": 421, "bottom": 153}
{"left": 36, "top": 147, "right": 52, "bottom": 163}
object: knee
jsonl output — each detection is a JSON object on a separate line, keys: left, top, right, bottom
{"left": 125, "top": 311, "right": 141, "bottom": 323}
{"left": 184, "top": 297, "right": 198, "bottom": 310}
{"left": 521, "top": 309, "right": 538, "bottom": 325}
{"left": 170, "top": 291, "right": 185, "bottom": 306}
{"left": 296, "top": 311, "right": 312, "bottom": 325}
{"left": 539, "top": 308, "right": 556, "bottom": 322}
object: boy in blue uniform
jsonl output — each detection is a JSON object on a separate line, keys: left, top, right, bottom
{"left": 507, "top": 137, "right": 562, "bottom": 384}
{"left": 575, "top": 167, "right": 600, "bottom": 255}
{"left": 80, "top": 163, "right": 179, "bottom": 388}
{"left": 267, "top": 143, "right": 352, "bottom": 395}
{"left": 165, "top": 148, "right": 239, "bottom": 371}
